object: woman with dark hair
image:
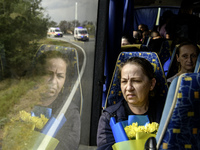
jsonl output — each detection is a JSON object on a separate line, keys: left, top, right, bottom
{"left": 32, "top": 48, "right": 81, "bottom": 150}
{"left": 96, "top": 57, "right": 161, "bottom": 150}
{"left": 121, "top": 35, "right": 135, "bottom": 46}
{"left": 2, "top": 47, "right": 81, "bottom": 150}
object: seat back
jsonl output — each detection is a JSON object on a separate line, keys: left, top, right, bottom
{"left": 166, "top": 45, "right": 179, "bottom": 79}
{"left": 104, "top": 51, "right": 168, "bottom": 110}
{"left": 121, "top": 44, "right": 142, "bottom": 52}
{"left": 158, "top": 40, "right": 172, "bottom": 66}
{"left": 194, "top": 54, "right": 200, "bottom": 73}
{"left": 35, "top": 44, "right": 83, "bottom": 116}
{"left": 156, "top": 73, "right": 200, "bottom": 150}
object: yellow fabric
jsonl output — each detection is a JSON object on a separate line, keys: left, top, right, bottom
{"left": 112, "top": 132, "right": 156, "bottom": 150}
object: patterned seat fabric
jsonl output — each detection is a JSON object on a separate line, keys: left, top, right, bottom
{"left": 156, "top": 73, "right": 200, "bottom": 150}
{"left": 105, "top": 51, "right": 168, "bottom": 109}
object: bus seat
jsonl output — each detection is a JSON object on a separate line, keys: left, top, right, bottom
{"left": 121, "top": 44, "right": 142, "bottom": 52}
{"left": 35, "top": 44, "right": 83, "bottom": 116}
{"left": 163, "top": 57, "right": 171, "bottom": 76}
{"left": 194, "top": 54, "right": 200, "bottom": 73}
{"left": 156, "top": 73, "right": 200, "bottom": 150}
{"left": 166, "top": 45, "right": 179, "bottom": 79}
{"left": 158, "top": 40, "right": 172, "bottom": 66}
{"left": 104, "top": 52, "right": 168, "bottom": 114}
{"left": 141, "top": 37, "right": 152, "bottom": 51}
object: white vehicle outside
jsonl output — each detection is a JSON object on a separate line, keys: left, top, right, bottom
{"left": 74, "top": 27, "right": 89, "bottom": 41}
{"left": 47, "top": 27, "right": 63, "bottom": 37}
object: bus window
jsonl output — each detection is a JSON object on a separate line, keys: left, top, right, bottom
{"left": 2, "top": 0, "right": 200, "bottom": 149}
{"left": 0, "top": 0, "right": 98, "bottom": 149}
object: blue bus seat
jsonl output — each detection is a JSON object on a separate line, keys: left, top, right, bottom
{"left": 166, "top": 45, "right": 179, "bottom": 79}
{"left": 156, "top": 73, "right": 200, "bottom": 150}
{"left": 194, "top": 54, "right": 200, "bottom": 73}
{"left": 35, "top": 44, "right": 83, "bottom": 116}
{"left": 158, "top": 40, "right": 172, "bottom": 66}
{"left": 140, "top": 37, "right": 152, "bottom": 51}
{"left": 163, "top": 57, "right": 171, "bottom": 76}
{"left": 104, "top": 52, "right": 168, "bottom": 115}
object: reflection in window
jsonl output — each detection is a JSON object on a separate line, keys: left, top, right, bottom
{"left": 1, "top": 45, "right": 82, "bottom": 150}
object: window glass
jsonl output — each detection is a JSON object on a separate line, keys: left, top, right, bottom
{"left": 0, "top": 0, "right": 98, "bottom": 149}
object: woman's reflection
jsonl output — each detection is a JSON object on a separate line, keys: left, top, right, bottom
{"left": 2, "top": 49, "right": 81, "bottom": 150}
{"left": 33, "top": 50, "right": 81, "bottom": 150}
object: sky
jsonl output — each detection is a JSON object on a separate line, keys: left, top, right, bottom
{"left": 41, "top": 0, "right": 98, "bottom": 24}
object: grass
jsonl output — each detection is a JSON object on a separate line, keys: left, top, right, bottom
{"left": 0, "top": 78, "right": 37, "bottom": 119}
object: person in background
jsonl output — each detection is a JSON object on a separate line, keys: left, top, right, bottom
{"left": 121, "top": 35, "right": 135, "bottom": 46}
{"left": 165, "top": 0, "right": 200, "bottom": 48}
{"left": 138, "top": 24, "right": 150, "bottom": 45}
{"left": 148, "top": 31, "right": 164, "bottom": 53}
{"left": 138, "top": 24, "right": 149, "bottom": 33}
{"left": 96, "top": 57, "right": 163, "bottom": 150}
{"left": 133, "top": 30, "right": 143, "bottom": 44}
{"left": 167, "top": 41, "right": 199, "bottom": 84}
{"left": 157, "top": 10, "right": 174, "bottom": 39}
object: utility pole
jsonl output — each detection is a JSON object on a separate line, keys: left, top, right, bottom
{"left": 75, "top": 2, "right": 78, "bottom": 28}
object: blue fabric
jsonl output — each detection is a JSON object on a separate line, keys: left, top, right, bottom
{"left": 134, "top": 7, "right": 158, "bottom": 30}
{"left": 109, "top": 117, "right": 129, "bottom": 143}
{"left": 159, "top": 7, "right": 179, "bottom": 17}
{"left": 103, "top": 0, "right": 134, "bottom": 108}
{"left": 122, "top": 0, "right": 134, "bottom": 36}
{"left": 158, "top": 40, "right": 172, "bottom": 66}
{"left": 194, "top": 54, "right": 200, "bottom": 73}
{"left": 157, "top": 73, "right": 200, "bottom": 150}
{"left": 110, "top": 115, "right": 149, "bottom": 143}
{"left": 166, "top": 46, "right": 178, "bottom": 79}
{"left": 156, "top": 76, "right": 179, "bottom": 143}
{"left": 41, "top": 114, "right": 67, "bottom": 138}
{"left": 127, "top": 115, "right": 149, "bottom": 126}
{"left": 133, "top": 7, "right": 179, "bottom": 31}
{"left": 104, "top": 0, "right": 124, "bottom": 107}
{"left": 163, "top": 57, "right": 171, "bottom": 76}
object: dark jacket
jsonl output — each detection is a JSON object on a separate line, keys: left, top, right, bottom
{"left": 96, "top": 99, "right": 162, "bottom": 150}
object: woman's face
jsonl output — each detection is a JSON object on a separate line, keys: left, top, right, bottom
{"left": 176, "top": 45, "right": 198, "bottom": 73}
{"left": 41, "top": 57, "right": 67, "bottom": 106}
{"left": 120, "top": 63, "right": 155, "bottom": 107}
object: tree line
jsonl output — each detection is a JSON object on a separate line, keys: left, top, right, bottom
{"left": 49, "top": 20, "right": 96, "bottom": 35}
{"left": 0, "top": 0, "right": 95, "bottom": 80}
